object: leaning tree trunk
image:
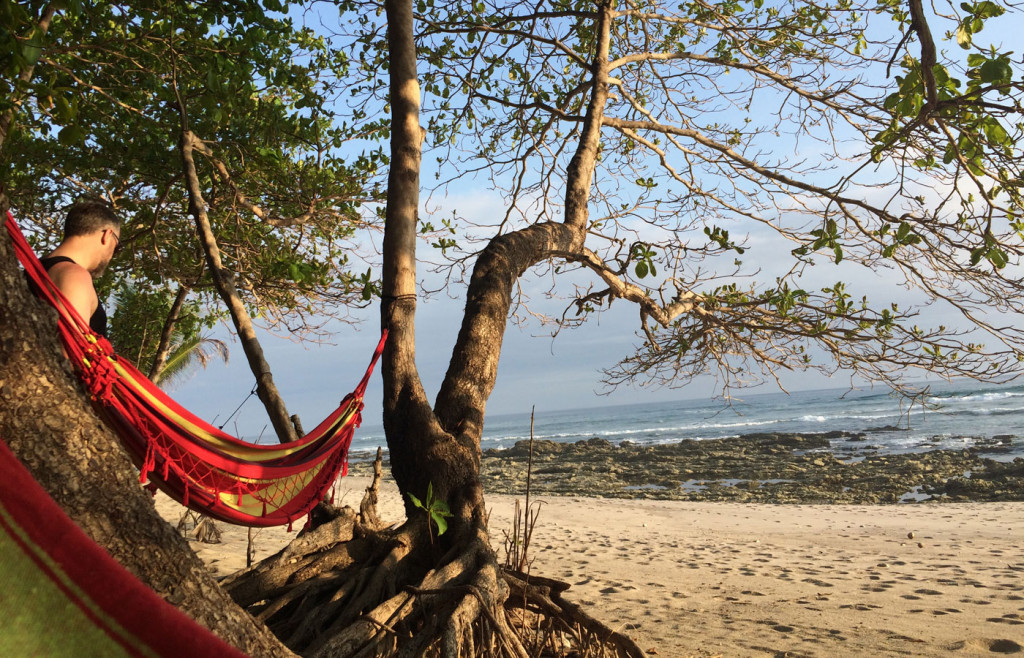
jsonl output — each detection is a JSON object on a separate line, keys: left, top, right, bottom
{"left": 178, "top": 128, "right": 299, "bottom": 443}
{"left": 0, "top": 214, "right": 293, "bottom": 657}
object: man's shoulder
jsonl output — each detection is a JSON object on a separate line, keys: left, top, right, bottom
{"left": 47, "top": 259, "right": 94, "bottom": 291}
{"left": 46, "top": 258, "right": 89, "bottom": 276}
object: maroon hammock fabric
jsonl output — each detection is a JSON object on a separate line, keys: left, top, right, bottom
{"left": 0, "top": 438, "right": 248, "bottom": 657}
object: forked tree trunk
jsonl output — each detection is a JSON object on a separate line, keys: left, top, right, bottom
{"left": 2, "top": 0, "right": 645, "bottom": 654}
{"left": 0, "top": 214, "right": 292, "bottom": 657}
{"left": 381, "top": 0, "right": 606, "bottom": 526}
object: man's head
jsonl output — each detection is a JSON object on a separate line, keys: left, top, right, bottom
{"left": 63, "top": 201, "right": 121, "bottom": 276}
{"left": 64, "top": 201, "right": 121, "bottom": 239}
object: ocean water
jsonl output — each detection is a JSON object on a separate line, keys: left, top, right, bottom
{"left": 351, "top": 379, "right": 1024, "bottom": 461}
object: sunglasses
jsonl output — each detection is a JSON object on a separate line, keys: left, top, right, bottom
{"left": 105, "top": 228, "right": 122, "bottom": 255}
{"left": 107, "top": 229, "right": 122, "bottom": 256}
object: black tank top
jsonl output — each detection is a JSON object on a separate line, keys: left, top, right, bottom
{"left": 39, "top": 256, "right": 108, "bottom": 337}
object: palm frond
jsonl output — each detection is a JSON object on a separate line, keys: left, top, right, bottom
{"left": 153, "top": 336, "right": 229, "bottom": 390}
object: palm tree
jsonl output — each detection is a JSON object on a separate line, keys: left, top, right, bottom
{"left": 107, "top": 282, "right": 228, "bottom": 388}
{"left": 151, "top": 333, "right": 228, "bottom": 389}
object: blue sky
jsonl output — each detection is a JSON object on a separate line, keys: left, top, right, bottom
{"left": 169, "top": 182, "right": 896, "bottom": 442}
{"left": 170, "top": 258, "right": 733, "bottom": 440}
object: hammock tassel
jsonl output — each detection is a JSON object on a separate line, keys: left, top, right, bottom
{"left": 139, "top": 442, "right": 155, "bottom": 485}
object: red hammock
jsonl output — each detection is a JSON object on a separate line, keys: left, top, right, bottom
{"left": 6, "top": 211, "right": 386, "bottom": 528}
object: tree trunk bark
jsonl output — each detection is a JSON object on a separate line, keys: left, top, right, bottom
{"left": 0, "top": 214, "right": 292, "bottom": 657}
{"left": 563, "top": 0, "right": 613, "bottom": 229}
{"left": 179, "top": 130, "right": 298, "bottom": 443}
{"left": 380, "top": 0, "right": 477, "bottom": 521}
{"left": 433, "top": 2, "right": 613, "bottom": 433}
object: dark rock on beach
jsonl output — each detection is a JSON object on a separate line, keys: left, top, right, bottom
{"left": 347, "top": 431, "right": 1024, "bottom": 504}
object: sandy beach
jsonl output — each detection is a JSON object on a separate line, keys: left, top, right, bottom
{"left": 154, "top": 474, "right": 1024, "bottom": 657}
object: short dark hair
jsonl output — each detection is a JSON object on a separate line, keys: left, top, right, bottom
{"left": 64, "top": 202, "right": 120, "bottom": 239}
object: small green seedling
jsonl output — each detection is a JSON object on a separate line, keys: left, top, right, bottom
{"left": 407, "top": 482, "right": 453, "bottom": 543}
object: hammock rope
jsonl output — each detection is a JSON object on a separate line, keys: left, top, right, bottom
{"left": 5, "top": 210, "right": 386, "bottom": 528}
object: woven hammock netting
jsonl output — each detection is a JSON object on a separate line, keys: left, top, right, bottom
{"left": 5, "top": 211, "right": 386, "bottom": 528}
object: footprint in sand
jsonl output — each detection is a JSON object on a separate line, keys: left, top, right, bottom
{"left": 986, "top": 615, "right": 1024, "bottom": 626}
{"left": 948, "top": 638, "right": 1023, "bottom": 654}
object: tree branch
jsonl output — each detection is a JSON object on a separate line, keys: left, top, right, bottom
{"left": 147, "top": 283, "right": 189, "bottom": 381}
{"left": 0, "top": 3, "right": 57, "bottom": 153}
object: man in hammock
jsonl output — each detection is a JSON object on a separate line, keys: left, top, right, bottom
{"left": 40, "top": 202, "right": 122, "bottom": 336}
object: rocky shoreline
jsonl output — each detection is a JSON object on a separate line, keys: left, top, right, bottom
{"left": 348, "top": 431, "right": 1024, "bottom": 504}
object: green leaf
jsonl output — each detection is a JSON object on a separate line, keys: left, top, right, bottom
{"left": 21, "top": 42, "right": 42, "bottom": 66}
{"left": 635, "top": 261, "right": 649, "bottom": 278}
{"left": 979, "top": 58, "right": 1012, "bottom": 84}
{"left": 956, "top": 23, "right": 972, "bottom": 48}
{"left": 57, "top": 125, "right": 85, "bottom": 146}
{"left": 433, "top": 513, "right": 448, "bottom": 536}
{"left": 407, "top": 492, "right": 423, "bottom": 509}
{"left": 983, "top": 119, "right": 1009, "bottom": 145}
{"left": 974, "top": 1, "right": 1005, "bottom": 18}
{"left": 988, "top": 248, "right": 1008, "bottom": 269}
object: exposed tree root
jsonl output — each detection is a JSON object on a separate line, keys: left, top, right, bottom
{"left": 224, "top": 469, "right": 650, "bottom": 657}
